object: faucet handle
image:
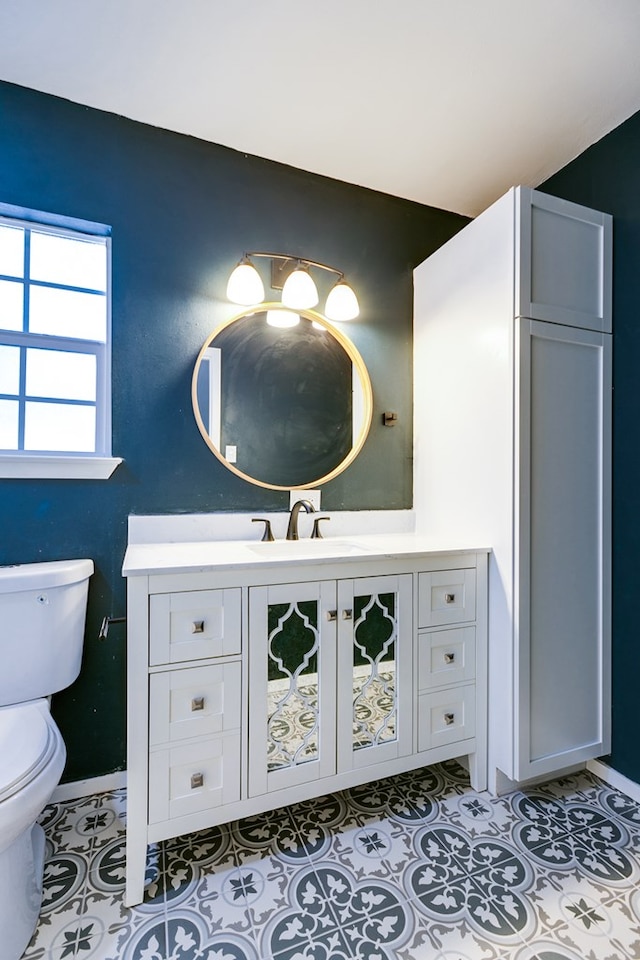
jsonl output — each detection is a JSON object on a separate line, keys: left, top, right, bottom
{"left": 251, "top": 518, "right": 275, "bottom": 542}
{"left": 311, "top": 516, "right": 330, "bottom": 539}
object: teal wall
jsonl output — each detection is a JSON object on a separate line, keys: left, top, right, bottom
{"left": 0, "top": 80, "right": 467, "bottom": 781}
{"left": 543, "top": 109, "right": 640, "bottom": 785}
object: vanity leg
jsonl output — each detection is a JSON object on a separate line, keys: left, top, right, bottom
{"left": 125, "top": 576, "right": 152, "bottom": 907}
{"left": 125, "top": 828, "right": 148, "bottom": 907}
{"left": 468, "top": 751, "right": 487, "bottom": 793}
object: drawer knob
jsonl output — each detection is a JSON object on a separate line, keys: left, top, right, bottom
{"left": 191, "top": 696, "right": 205, "bottom": 712}
{"left": 342, "top": 609, "right": 353, "bottom": 621}
{"left": 191, "top": 620, "right": 205, "bottom": 634}
{"left": 191, "top": 772, "right": 204, "bottom": 789}
{"left": 327, "top": 610, "right": 337, "bottom": 622}
{"left": 444, "top": 593, "right": 455, "bottom": 604}
{"left": 443, "top": 652, "right": 455, "bottom": 664}
{"left": 444, "top": 712, "right": 455, "bottom": 726}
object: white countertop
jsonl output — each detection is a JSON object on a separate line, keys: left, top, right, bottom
{"left": 123, "top": 533, "right": 490, "bottom": 577}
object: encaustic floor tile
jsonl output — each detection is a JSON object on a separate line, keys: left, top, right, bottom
{"left": 26, "top": 763, "right": 640, "bottom": 960}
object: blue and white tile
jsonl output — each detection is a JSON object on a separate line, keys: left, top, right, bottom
{"left": 258, "top": 865, "right": 354, "bottom": 960}
{"left": 232, "top": 807, "right": 315, "bottom": 866}
{"left": 305, "top": 858, "right": 415, "bottom": 953}
{"left": 510, "top": 791, "right": 638, "bottom": 890}
{"left": 287, "top": 791, "right": 362, "bottom": 858}
{"left": 437, "top": 788, "right": 521, "bottom": 841}
{"left": 289, "top": 793, "right": 417, "bottom": 898}
{"left": 38, "top": 795, "right": 107, "bottom": 856}
{"left": 346, "top": 771, "right": 439, "bottom": 825}
{"left": 396, "top": 909, "right": 527, "bottom": 960}
{"left": 522, "top": 885, "right": 640, "bottom": 959}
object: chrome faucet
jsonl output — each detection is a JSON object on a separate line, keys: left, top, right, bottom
{"left": 286, "top": 499, "right": 316, "bottom": 540}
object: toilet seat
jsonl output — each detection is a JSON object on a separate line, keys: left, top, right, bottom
{"left": 0, "top": 703, "right": 59, "bottom": 803}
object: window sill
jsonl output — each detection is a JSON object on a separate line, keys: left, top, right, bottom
{"left": 0, "top": 455, "right": 123, "bottom": 479}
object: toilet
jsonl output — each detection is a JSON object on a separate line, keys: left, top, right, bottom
{"left": 0, "top": 558, "right": 93, "bottom": 960}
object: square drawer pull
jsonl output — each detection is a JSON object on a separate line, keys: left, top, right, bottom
{"left": 191, "top": 772, "right": 204, "bottom": 789}
{"left": 444, "top": 593, "right": 455, "bottom": 604}
{"left": 191, "top": 620, "right": 205, "bottom": 634}
{"left": 191, "top": 696, "right": 205, "bottom": 712}
{"left": 444, "top": 712, "right": 455, "bottom": 726}
{"left": 443, "top": 652, "right": 455, "bottom": 664}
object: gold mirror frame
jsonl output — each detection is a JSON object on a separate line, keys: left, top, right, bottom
{"left": 192, "top": 303, "right": 373, "bottom": 491}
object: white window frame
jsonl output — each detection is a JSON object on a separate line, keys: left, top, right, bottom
{"left": 0, "top": 203, "right": 121, "bottom": 479}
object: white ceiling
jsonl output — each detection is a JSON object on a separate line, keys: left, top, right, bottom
{"left": 2, "top": 0, "right": 640, "bottom": 216}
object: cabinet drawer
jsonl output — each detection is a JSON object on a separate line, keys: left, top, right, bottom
{"left": 148, "top": 733, "right": 241, "bottom": 823}
{"left": 150, "top": 588, "right": 241, "bottom": 665}
{"left": 418, "top": 686, "right": 475, "bottom": 751}
{"left": 418, "top": 627, "right": 475, "bottom": 690}
{"left": 418, "top": 569, "right": 476, "bottom": 627}
{"left": 149, "top": 662, "right": 241, "bottom": 746}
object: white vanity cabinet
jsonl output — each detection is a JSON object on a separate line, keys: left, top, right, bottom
{"left": 123, "top": 542, "right": 488, "bottom": 906}
{"left": 414, "top": 185, "right": 612, "bottom": 790}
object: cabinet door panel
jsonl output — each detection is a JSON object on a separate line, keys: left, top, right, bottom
{"left": 337, "top": 574, "right": 413, "bottom": 771}
{"left": 248, "top": 581, "right": 336, "bottom": 796}
{"left": 518, "top": 188, "right": 612, "bottom": 332}
{"left": 517, "top": 320, "right": 611, "bottom": 779}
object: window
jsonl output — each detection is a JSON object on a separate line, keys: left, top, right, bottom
{"left": 0, "top": 205, "right": 120, "bottom": 478}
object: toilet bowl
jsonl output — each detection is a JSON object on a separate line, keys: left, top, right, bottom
{"left": 0, "top": 559, "right": 93, "bottom": 960}
{"left": 0, "top": 701, "right": 66, "bottom": 960}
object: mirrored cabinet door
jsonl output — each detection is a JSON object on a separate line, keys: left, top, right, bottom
{"left": 248, "top": 581, "right": 337, "bottom": 796}
{"left": 337, "top": 575, "right": 413, "bottom": 771}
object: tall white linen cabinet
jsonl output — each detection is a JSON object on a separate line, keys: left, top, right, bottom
{"left": 414, "top": 186, "right": 612, "bottom": 790}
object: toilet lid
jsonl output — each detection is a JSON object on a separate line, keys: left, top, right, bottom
{"left": 0, "top": 703, "right": 58, "bottom": 802}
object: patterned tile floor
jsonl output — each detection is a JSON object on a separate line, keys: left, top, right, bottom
{"left": 22, "top": 760, "right": 640, "bottom": 960}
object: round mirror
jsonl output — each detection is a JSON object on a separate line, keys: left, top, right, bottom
{"left": 192, "top": 304, "right": 373, "bottom": 490}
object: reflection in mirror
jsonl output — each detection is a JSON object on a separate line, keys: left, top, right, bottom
{"left": 267, "top": 599, "right": 320, "bottom": 771}
{"left": 352, "top": 590, "right": 398, "bottom": 751}
{"left": 192, "top": 305, "right": 372, "bottom": 490}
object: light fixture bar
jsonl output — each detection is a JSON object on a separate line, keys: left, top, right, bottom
{"left": 246, "top": 252, "right": 345, "bottom": 288}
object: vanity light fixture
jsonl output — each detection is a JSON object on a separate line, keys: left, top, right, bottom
{"left": 227, "top": 252, "right": 360, "bottom": 320}
{"left": 324, "top": 279, "right": 360, "bottom": 322}
{"left": 226, "top": 256, "right": 265, "bottom": 305}
{"left": 281, "top": 263, "right": 319, "bottom": 309}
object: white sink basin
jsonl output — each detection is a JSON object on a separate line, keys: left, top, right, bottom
{"left": 247, "top": 539, "right": 370, "bottom": 559}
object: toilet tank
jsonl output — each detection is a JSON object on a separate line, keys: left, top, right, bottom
{"left": 0, "top": 559, "right": 94, "bottom": 706}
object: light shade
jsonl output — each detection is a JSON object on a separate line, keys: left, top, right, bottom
{"left": 325, "top": 280, "right": 360, "bottom": 321}
{"left": 226, "top": 259, "right": 265, "bottom": 305}
{"left": 281, "top": 264, "right": 319, "bottom": 309}
{"left": 266, "top": 309, "right": 300, "bottom": 328}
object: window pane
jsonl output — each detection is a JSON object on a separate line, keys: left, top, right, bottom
{"left": 24, "top": 401, "right": 96, "bottom": 452}
{"left": 0, "top": 399, "right": 19, "bottom": 448}
{"left": 0, "top": 345, "right": 20, "bottom": 395}
{"left": 0, "top": 279, "right": 24, "bottom": 331}
{"left": 30, "top": 232, "right": 107, "bottom": 291}
{"left": 29, "top": 285, "right": 107, "bottom": 341}
{"left": 26, "top": 348, "right": 96, "bottom": 401}
{"left": 0, "top": 225, "right": 25, "bottom": 278}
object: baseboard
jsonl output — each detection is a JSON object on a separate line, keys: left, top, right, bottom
{"left": 587, "top": 758, "right": 640, "bottom": 804}
{"left": 51, "top": 770, "right": 126, "bottom": 802}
